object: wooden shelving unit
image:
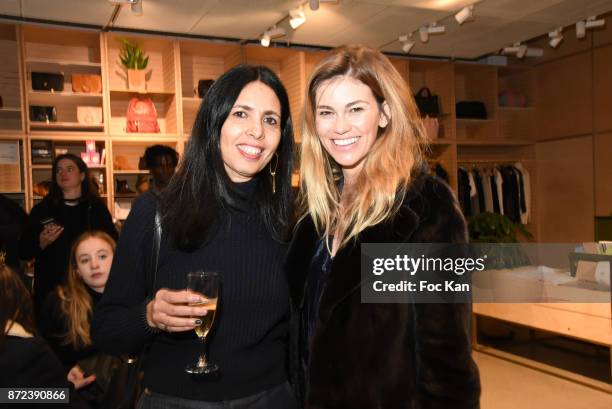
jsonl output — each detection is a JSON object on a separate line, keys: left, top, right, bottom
{"left": 3, "top": 21, "right": 544, "bottom": 232}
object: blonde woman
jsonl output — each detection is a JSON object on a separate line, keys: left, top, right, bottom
{"left": 40, "top": 231, "right": 117, "bottom": 404}
{"left": 286, "top": 45, "right": 480, "bottom": 408}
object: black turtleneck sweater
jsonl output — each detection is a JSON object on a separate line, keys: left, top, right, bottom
{"left": 91, "top": 181, "right": 291, "bottom": 401}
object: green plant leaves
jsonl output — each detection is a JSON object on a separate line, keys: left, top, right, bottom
{"left": 119, "top": 38, "right": 149, "bottom": 70}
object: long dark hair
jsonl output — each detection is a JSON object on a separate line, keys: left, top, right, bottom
{"left": 0, "top": 263, "right": 37, "bottom": 347}
{"left": 48, "top": 153, "right": 96, "bottom": 204}
{"left": 161, "top": 65, "right": 294, "bottom": 251}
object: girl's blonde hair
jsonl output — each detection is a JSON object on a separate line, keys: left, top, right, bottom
{"left": 299, "top": 45, "right": 426, "bottom": 250}
{"left": 58, "top": 230, "right": 116, "bottom": 348}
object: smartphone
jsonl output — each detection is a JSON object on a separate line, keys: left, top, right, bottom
{"left": 41, "top": 217, "right": 58, "bottom": 228}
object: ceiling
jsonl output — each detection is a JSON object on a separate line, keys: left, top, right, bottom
{"left": 1, "top": 0, "right": 611, "bottom": 59}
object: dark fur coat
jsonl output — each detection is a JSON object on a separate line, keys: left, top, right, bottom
{"left": 285, "top": 167, "right": 481, "bottom": 409}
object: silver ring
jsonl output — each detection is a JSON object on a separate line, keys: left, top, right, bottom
{"left": 159, "top": 323, "right": 166, "bottom": 331}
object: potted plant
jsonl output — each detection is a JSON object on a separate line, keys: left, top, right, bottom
{"left": 468, "top": 212, "right": 533, "bottom": 269}
{"left": 119, "top": 39, "right": 149, "bottom": 92}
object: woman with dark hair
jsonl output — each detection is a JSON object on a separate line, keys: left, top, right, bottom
{"left": 20, "top": 153, "right": 117, "bottom": 320}
{"left": 92, "top": 65, "right": 296, "bottom": 408}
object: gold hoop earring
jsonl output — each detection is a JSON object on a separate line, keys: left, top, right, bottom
{"left": 269, "top": 153, "right": 279, "bottom": 194}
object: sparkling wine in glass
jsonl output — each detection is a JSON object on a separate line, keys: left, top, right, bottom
{"left": 185, "top": 271, "right": 219, "bottom": 375}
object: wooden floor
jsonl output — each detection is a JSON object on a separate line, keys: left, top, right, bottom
{"left": 475, "top": 351, "right": 612, "bottom": 409}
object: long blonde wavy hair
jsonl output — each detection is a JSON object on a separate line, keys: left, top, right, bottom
{"left": 57, "top": 230, "right": 116, "bottom": 348}
{"left": 299, "top": 45, "right": 426, "bottom": 251}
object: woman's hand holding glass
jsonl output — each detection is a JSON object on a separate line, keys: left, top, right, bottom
{"left": 146, "top": 288, "right": 208, "bottom": 332}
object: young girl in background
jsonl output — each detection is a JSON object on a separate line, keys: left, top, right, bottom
{"left": 40, "top": 231, "right": 117, "bottom": 408}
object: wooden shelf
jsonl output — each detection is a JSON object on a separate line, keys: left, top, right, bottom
{"left": 183, "top": 97, "right": 203, "bottom": 103}
{"left": 28, "top": 90, "right": 103, "bottom": 104}
{"left": 456, "top": 118, "right": 496, "bottom": 124}
{"left": 113, "top": 170, "right": 149, "bottom": 175}
{"left": 110, "top": 89, "right": 175, "bottom": 97}
{"left": 427, "top": 139, "right": 456, "bottom": 145}
{"left": 0, "top": 107, "right": 21, "bottom": 113}
{"left": 31, "top": 164, "right": 51, "bottom": 169}
{"left": 456, "top": 139, "right": 534, "bottom": 146}
{"left": 498, "top": 106, "right": 535, "bottom": 111}
{"left": 26, "top": 58, "right": 101, "bottom": 68}
{"left": 30, "top": 122, "right": 104, "bottom": 132}
{"left": 111, "top": 133, "right": 180, "bottom": 141}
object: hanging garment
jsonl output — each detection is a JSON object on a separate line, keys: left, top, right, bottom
{"left": 515, "top": 162, "right": 531, "bottom": 224}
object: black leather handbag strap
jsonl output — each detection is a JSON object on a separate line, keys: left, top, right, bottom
{"left": 148, "top": 204, "right": 161, "bottom": 295}
{"left": 116, "top": 202, "right": 161, "bottom": 409}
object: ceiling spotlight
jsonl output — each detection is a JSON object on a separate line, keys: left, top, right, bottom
{"left": 399, "top": 34, "right": 415, "bottom": 54}
{"left": 455, "top": 5, "right": 474, "bottom": 25}
{"left": 502, "top": 43, "right": 542, "bottom": 59}
{"left": 577, "top": 16, "right": 605, "bottom": 38}
{"left": 419, "top": 26, "right": 429, "bottom": 43}
{"left": 548, "top": 28, "right": 563, "bottom": 48}
{"left": 402, "top": 41, "right": 415, "bottom": 54}
{"left": 260, "top": 33, "right": 271, "bottom": 47}
{"left": 130, "top": 0, "right": 142, "bottom": 16}
{"left": 419, "top": 22, "right": 445, "bottom": 43}
{"left": 428, "top": 22, "right": 445, "bottom": 35}
{"left": 516, "top": 44, "right": 528, "bottom": 59}
{"left": 309, "top": 0, "right": 319, "bottom": 11}
{"left": 290, "top": 6, "right": 306, "bottom": 29}
{"left": 576, "top": 20, "right": 586, "bottom": 38}
{"left": 585, "top": 15, "right": 605, "bottom": 29}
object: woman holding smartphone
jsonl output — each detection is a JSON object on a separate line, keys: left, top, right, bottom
{"left": 20, "top": 153, "right": 117, "bottom": 320}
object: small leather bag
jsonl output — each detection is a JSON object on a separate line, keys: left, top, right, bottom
{"left": 77, "top": 106, "right": 103, "bottom": 125}
{"left": 413, "top": 87, "right": 440, "bottom": 117}
{"left": 72, "top": 74, "right": 102, "bottom": 93}
{"left": 456, "top": 101, "right": 488, "bottom": 119}
{"left": 29, "top": 106, "right": 57, "bottom": 122}
{"left": 195, "top": 79, "right": 215, "bottom": 98}
{"left": 31, "top": 72, "right": 64, "bottom": 92}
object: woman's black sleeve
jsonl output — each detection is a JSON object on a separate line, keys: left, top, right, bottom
{"left": 90, "top": 193, "right": 156, "bottom": 356}
{"left": 412, "top": 179, "right": 481, "bottom": 409}
{"left": 19, "top": 201, "right": 47, "bottom": 260}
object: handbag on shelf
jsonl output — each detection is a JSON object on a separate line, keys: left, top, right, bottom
{"left": 31, "top": 72, "right": 64, "bottom": 92}
{"left": 456, "top": 101, "right": 488, "bottom": 119}
{"left": 126, "top": 97, "right": 160, "bottom": 133}
{"left": 29, "top": 106, "right": 57, "bottom": 122}
{"left": 77, "top": 106, "right": 103, "bottom": 125}
{"left": 413, "top": 86, "right": 440, "bottom": 117}
{"left": 195, "top": 79, "right": 215, "bottom": 98}
{"left": 115, "top": 179, "right": 135, "bottom": 195}
{"left": 72, "top": 74, "right": 102, "bottom": 94}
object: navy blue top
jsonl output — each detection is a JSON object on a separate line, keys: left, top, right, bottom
{"left": 301, "top": 238, "right": 333, "bottom": 369}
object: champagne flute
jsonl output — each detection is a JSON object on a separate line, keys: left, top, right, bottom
{"left": 185, "top": 271, "right": 219, "bottom": 375}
